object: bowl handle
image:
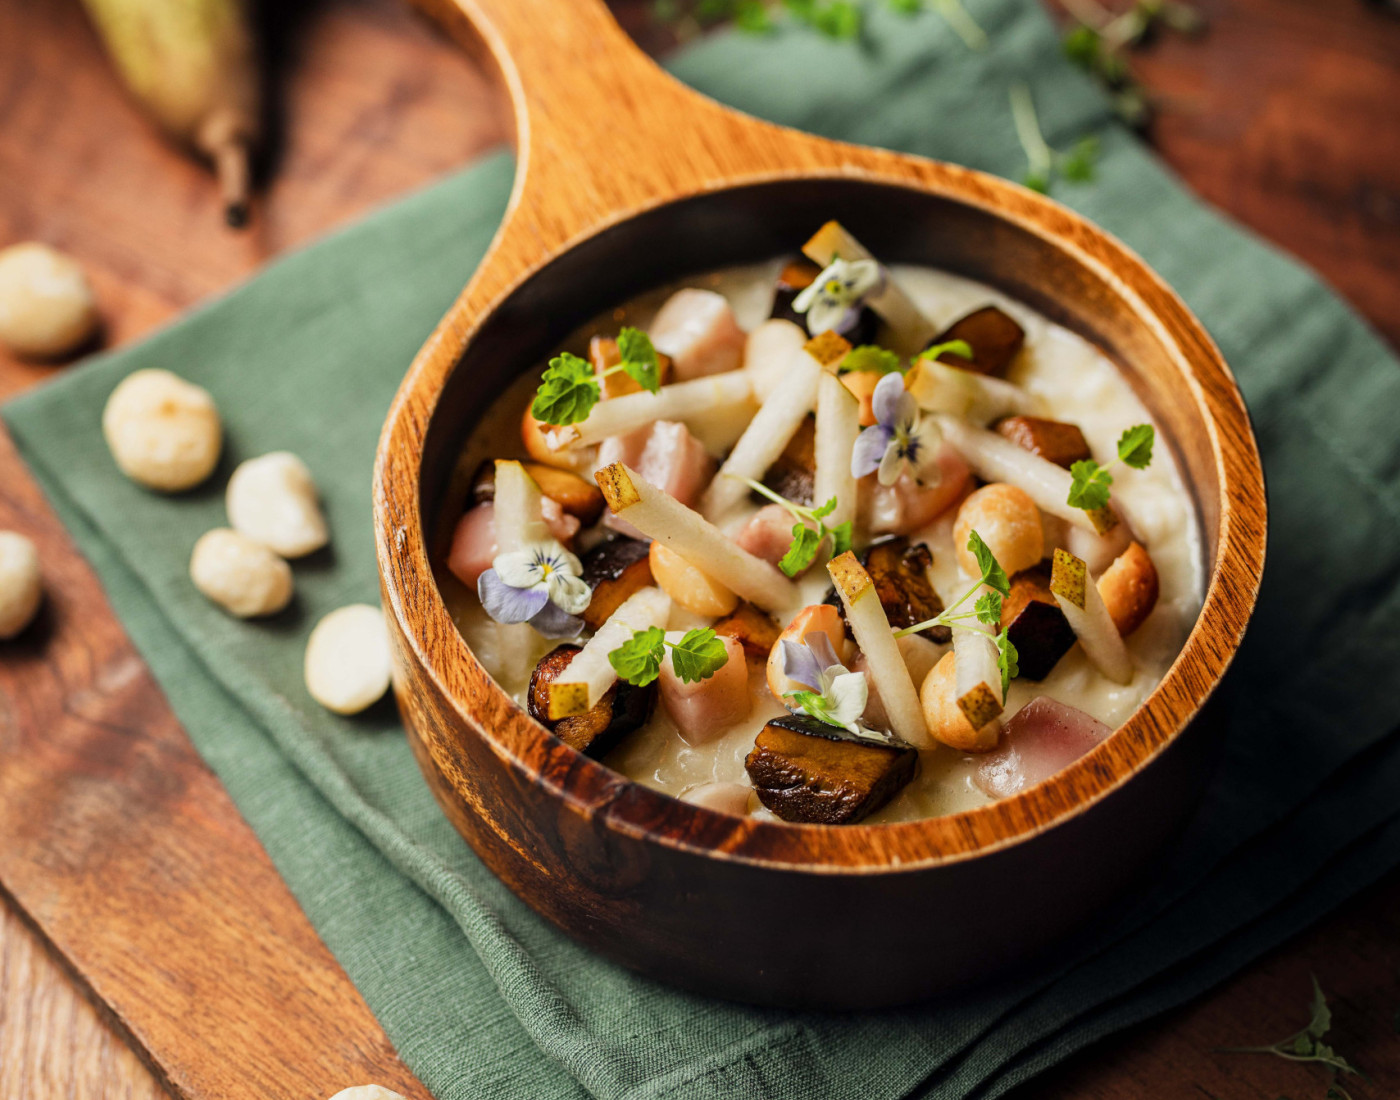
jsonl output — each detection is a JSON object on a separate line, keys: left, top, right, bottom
{"left": 410, "top": 0, "right": 817, "bottom": 259}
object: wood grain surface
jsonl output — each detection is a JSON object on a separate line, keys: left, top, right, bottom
{"left": 0, "top": 0, "right": 1397, "bottom": 1094}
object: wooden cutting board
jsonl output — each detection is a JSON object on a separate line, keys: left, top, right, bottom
{"left": 1, "top": 1, "right": 1398, "bottom": 1098}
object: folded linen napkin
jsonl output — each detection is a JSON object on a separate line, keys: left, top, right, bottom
{"left": 7, "top": 2, "right": 1400, "bottom": 1098}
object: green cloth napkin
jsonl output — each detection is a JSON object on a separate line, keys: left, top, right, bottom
{"left": 8, "top": 2, "right": 1400, "bottom": 1097}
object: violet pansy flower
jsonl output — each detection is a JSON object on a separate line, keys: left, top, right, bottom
{"left": 477, "top": 539, "right": 590, "bottom": 638}
{"left": 779, "top": 633, "right": 869, "bottom": 735}
{"left": 850, "top": 372, "right": 942, "bottom": 488}
{"left": 792, "top": 257, "right": 884, "bottom": 336}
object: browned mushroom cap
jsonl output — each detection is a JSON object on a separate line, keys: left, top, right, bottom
{"left": 825, "top": 537, "right": 949, "bottom": 642}
{"left": 1000, "top": 562, "right": 1077, "bottom": 681}
{"left": 928, "top": 305, "right": 1025, "bottom": 377}
{"left": 745, "top": 713, "right": 917, "bottom": 825}
{"left": 579, "top": 535, "right": 654, "bottom": 631}
{"left": 527, "top": 644, "right": 655, "bottom": 758}
{"left": 993, "top": 415, "right": 1092, "bottom": 470}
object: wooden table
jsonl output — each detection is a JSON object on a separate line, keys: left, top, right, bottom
{"left": 0, "top": 0, "right": 1397, "bottom": 1097}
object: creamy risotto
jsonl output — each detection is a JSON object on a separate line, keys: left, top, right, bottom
{"left": 438, "top": 223, "right": 1202, "bottom": 825}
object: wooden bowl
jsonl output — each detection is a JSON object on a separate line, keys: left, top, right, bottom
{"left": 374, "top": 0, "right": 1266, "bottom": 1008}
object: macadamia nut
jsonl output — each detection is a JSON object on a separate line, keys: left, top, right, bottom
{"left": 304, "top": 604, "right": 391, "bottom": 715}
{"left": 0, "top": 531, "right": 42, "bottom": 639}
{"left": 103, "top": 369, "right": 223, "bottom": 492}
{"left": 0, "top": 243, "right": 99, "bottom": 359}
{"left": 327, "top": 1088, "right": 407, "bottom": 1100}
{"left": 190, "top": 528, "right": 293, "bottom": 618}
{"left": 226, "top": 452, "right": 329, "bottom": 559}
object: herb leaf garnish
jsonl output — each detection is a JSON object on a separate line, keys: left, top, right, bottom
{"left": 530, "top": 328, "right": 662, "bottom": 427}
{"left": 1066, "top": 423, "right": 1155, "bottom": 514}
{"left": 1009, "top": 82, "right": 1102, "bottom": 193}
{"left": 895, "top": 530, "right": 1018, "bottom": 696}
{"left": 917, "top": 339, "right": 975, "bottom": 365}
{"left": 1221, "top": 975, "right": 1364, "bottom": 1100}
{"left": 531, "top": 352, "right": 599, "bottom": 426}
{"left": 741, "top": 479, "right": 853, "bottom": 577}
{"left": 609, "top": 626, "right": 729, "bottom": 686}
{"left": 839, "top": 345, "right": 903, "bottom": 375}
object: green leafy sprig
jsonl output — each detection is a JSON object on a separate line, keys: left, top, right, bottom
{"left": 1059, "top": 0, "right": 1204, "bottom": 128}
{"left": 1066, "top": 423, "right": 1154, "bottom": 513}
{"left": 894, "top": 531, "right": 1019, "bottom": 696}
{"left": 915, "top": 338, "right": 975, "bottom": 365}
{"left": 1220, "top": 975, "right": 1364, "bottom": 1100}
{"left": 1009, "top": 83, "right": 1102, "bottom": 194}
{"left": 609, "top": 626, "right": 730, "bottom": 686}
{"left": 652, "top": 0, "right": 985, "bottom": 50}
{"left": 741, "top": 479, "right": 853, "bottom": 577}
{"left": 530, "top": 327, "right": 661, "bottom": 426}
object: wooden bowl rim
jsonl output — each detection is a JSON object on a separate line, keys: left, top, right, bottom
{"left": 375, "top": 159, "right": 1267, "bottom": 873}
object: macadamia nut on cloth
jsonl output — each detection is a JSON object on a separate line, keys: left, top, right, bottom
{"left": 305, "top": 604, "right": 392, "bottom": 715}
{"left": 0, "top": 531, "right": 42, "bottom": 639}
{"left": 103, "top": 369, "right": 223, "bottom": 492}
{"left": 327, "top": 1087, "right": 407, "bottom": 1100}
{"left": 0, "top": 243, "right": 99, "bottom": 360}
{"left": 190, "top": 529, "right": 293, "bottom": 618}
{"left": 226, "top": 452, "right": 329, "bottom": 558}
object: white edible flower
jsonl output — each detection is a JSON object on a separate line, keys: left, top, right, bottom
{"left": 791, "top": 257, "right": 884, "bottom": 336}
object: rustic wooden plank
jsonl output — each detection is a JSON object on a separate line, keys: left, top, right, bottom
{"left": 0, "top": 0, "right": 1396, "bottom": 1094}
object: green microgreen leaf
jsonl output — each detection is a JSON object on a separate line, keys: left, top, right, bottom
{"left": 1059, "top": 135, "right": 1101, "bottom": 182}
{"left": 780, "top": 522, "right": 824, "bottom": 578}
{"left": 669, "top": 627, "right": 730, "bottom": 683}
{"left": 919, "top": 338, "right": 975, "bottom": 364}
{"left": 1117, "top": 423, "right": 1155, "bottom": 469}
{"left": 827, "top": 519, "right": 854, "bottom": 559}
{"left": 967, "top": 530, "right": 1010, "bottom": 596}
{"left": 609, "top": 625, "right": 729, "bottom": 686}
{"left": 735, "top": 0, "right": 776, "bottom": 32}
{"left": 974, "top": 590, "right": 1003, "bottom": 627}
{"left": 887, "top": 0, "right": 922, "bottom": 12}
{"left": 531, "top": 352, "right": 600, "bottom": 426}
{"left": 616, "top": 326, "right": 662, "bottom": 394}
{"left": 1067, "top": 459, "right": 1113, "bottom": 511}
{"left": 996, "top": 629, "right": 1019, "bottom": 697}
{"left": 840, "top": 344, "right": 903, "bottom": 375}
{"left": 810, "top": 495, "right": 839, "bottom": 521}
{"left": 1220, "top": 974, "right": 1364, "bottom": 1094}
{"left": 608, "top": 626, "right": 666, "bottom": 687}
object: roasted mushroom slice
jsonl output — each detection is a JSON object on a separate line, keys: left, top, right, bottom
{"left": 528, "top": 644, "right": 654, "bottom": 757}
{"left": 579, "top": 535, "right": 653, "bottom": 631}
{"left": 758, "top": 412, "right": 816, "bottom": 506}
{"left": 769, "top": 259, "right": 878, "bottom": 347}
{"left": 994, "top": 416, "right": 1092, "bottom": 470}
{"left": 713, "top": 600, "right": 782, "bottom": 664}
{"left": 470, "top": 459, "right": 606, "bottom": 525}
{"left": 1000, "top": 562, "right": 1077, "bottom": 680}
{"left": 928, "top": 305, "right": 1025, "bottom": 378}
{"left": 824, "top": 537, "right": 950, "bottom": 642}
{"left": 745, "top": 713, "right": 918, "bottom": 825}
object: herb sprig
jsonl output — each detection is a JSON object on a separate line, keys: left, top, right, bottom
{"left": 740, "top": 478, "right": 853, "bottom": 576}
{"left": 530, "top": 327, "right": 661, "bottom": 427}
{"left": 651, "top": 0, "right": 986, "bottom": 51}
{"left": 838, "top": 338, "right": 971, "bottom": 376}
{"left": 915, "top": 338, "right": 975, "bottom": 365}
{"left": 1220, "top": 975, "right": 1364, "bottom": 1100}
{"left": 1009, "top": 83, "right": 1101, "bottom": 194}
{"left": 1059, "top": 0, "right": 1204, "bottom": 129}
{"left": 1066, "top": 423, "right": 1154, "bottom": 512}
{"left": 609, "top": 626, "right": 730, "bottom": 686}
{"left": 894, "top": 531, "right": 1019, "bottom": 695}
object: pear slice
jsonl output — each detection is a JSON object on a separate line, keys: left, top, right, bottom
{"left": 951, "top": 583, "right": 1004, "bottom": 730}
{"left": 548, "top": 586, "right": 671, "bottom": 719}
{"left": 827, "top": 552, "right": 932, "bottom": 749}
{"left": 938, "top": 416, "right": 1119, "bottom": 534}
{"left": 904, "top": 357, "right": 1031, "bottom": 425}
{"left": 547, "top": 371, "right": 754, "bottom": 450}
{"left": 595, "top": 462, "right": 800, "bottom": 612}
{"left": 813, "top": 369, "right": 861, "bottom": 533}
{"left": 1049, "top": 548, "right": 1133, "bottom": 684}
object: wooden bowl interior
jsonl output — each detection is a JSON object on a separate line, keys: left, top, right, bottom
{"left": 422, "top": 177, "right": 1217, "bottom": 577}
